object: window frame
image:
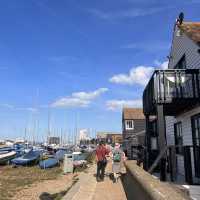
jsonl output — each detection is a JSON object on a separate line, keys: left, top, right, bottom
{"left": 191, "top": 113, "right": 200, "bottom": 177}
{"left": 125, "top": 120, "right": 134, "bottom": 130}
{"left": 191, "top": 113, "right": 200, "bottom": 147}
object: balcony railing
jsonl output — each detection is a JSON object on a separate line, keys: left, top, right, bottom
{"left": 143, "top": 69, "right": 200, "bottom": 115}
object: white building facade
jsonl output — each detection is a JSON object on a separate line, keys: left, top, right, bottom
{"left": 166, "top": 21, "right": 200, "bottom": 183}
{"left": 143, "top": 17, "right": 200, "bottom": 183}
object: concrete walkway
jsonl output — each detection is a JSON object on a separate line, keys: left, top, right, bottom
{"left": 63, "top": 161, "right": 127, "bottom": 200}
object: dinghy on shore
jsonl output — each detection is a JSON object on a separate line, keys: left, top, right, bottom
{"left": 73, "top": 160, "right": 87, "bottom": 167}
{"left": 11, "top": 150, "right": 41, "bottom": 166}
{"left": 0, "top": 146, "right": 14, "bottom": 152}
{"left": 0, "top": 151, "right": 16, "bottom": 164}
{"left": 39, "top": 158, "right": 59, "bottom": 169}
{"left": 72, "top": 152, "right": 87, "bottom": 167}
{"left": 55, "top": 149, "right": 67, "bottom": 161}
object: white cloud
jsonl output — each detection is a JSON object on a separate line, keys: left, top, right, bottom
{"left": 16, "top": 107, "right": 38, "bottom": 112}
{"left": 154, "top": 60, "right": 168, "bottom": 69}
{"left": 109, "top": 61, "right": 168, "bottom": 86}
{"left": 106, "top": 99, "right": 142, "bottom": 111}
{"left": 0, "top": 104, "right": 38, "bottom": 113}
{"left": 51, "top": 88, "right": 108, "bottom": 108}
{"left": 72, "top": 88, "right": 108, "bottom": 100}
{"left": 121, "top": 41, "right": 170, "bottom": 52}
{"left": 51, "top": 98, "right": 90, "bottom": 108}
{"left": 110, "top": 66, "right": 154, "bottom": 86}
{"left": 88, "top": 7, "right": 167, "bottom": 20}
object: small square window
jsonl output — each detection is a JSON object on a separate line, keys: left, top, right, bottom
{"left": 125, "top": 120, "right": 134, "bottom": 130}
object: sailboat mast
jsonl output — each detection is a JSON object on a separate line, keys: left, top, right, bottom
{"left": 24, "top": 127, "right": 27, "bottom": 142}
{"left": 74, "top": 112, "right": 79, "bottom": 145}
{"left": 47, "top": 107, "right": 51, "bottom": 144}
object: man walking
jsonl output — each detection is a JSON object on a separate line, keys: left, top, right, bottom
{"left": 95, "top": 141, "right": 109, "bottom": 182}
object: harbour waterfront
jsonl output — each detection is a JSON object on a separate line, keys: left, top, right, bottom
{"left": 0, "top": 1, "right": 200, "bottom": 199}
{"left": 0, "top": 141, "right": 94, "bottom": 200}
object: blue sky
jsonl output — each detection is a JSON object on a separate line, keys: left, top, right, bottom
{"left": 0, "top": 0, "right": 199, "bottom": 140}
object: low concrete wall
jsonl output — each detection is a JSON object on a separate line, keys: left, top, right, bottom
{"left": 121, "top": 161, "right": 190, "bottom": 200}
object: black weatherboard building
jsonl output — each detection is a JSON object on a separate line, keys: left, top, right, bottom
{"left": 143, "top": 13, "right": 200, "bottom": 183}
{"left": 122, "top": 108, "right": 146, "bottom": 159}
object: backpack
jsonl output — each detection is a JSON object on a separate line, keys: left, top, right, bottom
{"left": 113, "top": 151, "right": 121, "bottom": 162}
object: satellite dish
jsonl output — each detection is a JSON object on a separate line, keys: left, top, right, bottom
{"left": 178, "top": 12, "right": 184, "bottom": 25}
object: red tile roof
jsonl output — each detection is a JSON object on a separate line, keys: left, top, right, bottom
{"left": 123, "top": 108, "right": 145, "bottom": 120}
{"left": 178, "top": 22, "right": 200, "bottom": 46}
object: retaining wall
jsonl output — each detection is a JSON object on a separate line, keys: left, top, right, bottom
{"left": 121, "top": 161, "right": 190, "bottom": 200}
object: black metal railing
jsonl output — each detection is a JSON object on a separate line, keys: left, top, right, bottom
{"left": 143, "top": 69, "right": 200, "bottom": 115}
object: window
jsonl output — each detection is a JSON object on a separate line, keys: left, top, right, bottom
{"left": 174, "top": 122, "right": 183, "bottom": 154}
{"left": 191, "top": 113, "right": 200, "bottom": 177}
{"left": 191, "top": 114, "right": 200, "bottom": 147}
{"left": 175, "top": 55, "right": 186, "bottom": 69}
{"left": 125, "top": 120, "right": 134, "bottom": 130}
{"left": 151, "top": 137, "right": 158, "bottom": 150}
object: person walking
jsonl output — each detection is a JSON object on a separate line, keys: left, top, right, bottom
{"left": 95, "top": 141, "right": 109, "bottom": 182}
{"left": 111, "top": 143, "right": 125, "bottom": 183}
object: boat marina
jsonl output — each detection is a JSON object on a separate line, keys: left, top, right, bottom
{"left": 1, "top": 1, "right": 200, "bottom": 199}
{"left": 0, "top": 138, "right": 96, "bottom": 200}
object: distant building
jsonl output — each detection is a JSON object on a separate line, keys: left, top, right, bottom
{"left": 15, "top": 138, "right": 25, "bottom": 144}
{"left": 96, "top": 132, "right": 122, "bottom": 145}
{"left": 106, "top": 133, "right": 123, "bottom": 144}
{"left": 0, "top": 140, "right": 5, "bottom": 145}
{"left": 79, "top": 129, "right": 90, "bottom": 141}
{"left": 122, "top": 108, "right": 145, "bottom": 159}
{"left": 96, "top": 132, "right": 107, "bottom": 143}
{"left": 5, "top": 140, "right": 14, "bottom": 146}
{"left": 79, "top": 129, "right": 90, "bottom": 145}
{"left": 48, "top": 137, "right": 60, "bottom": 145}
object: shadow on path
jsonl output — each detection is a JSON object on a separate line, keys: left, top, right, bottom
{"left": 39, "top": 178, "right": 78, "bottom": 200}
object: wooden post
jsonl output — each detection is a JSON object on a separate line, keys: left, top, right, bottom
{"left": 144, "top": 115, "right": 150, "bottom": 171}
{"left": 169, "top": 146, "right": 177, "bottom": 182}
{"left": 157, "top": 105, "right": 167, "bottom": 181}
{"left": 183, "top": 146, "right": 193, "bottom": 184}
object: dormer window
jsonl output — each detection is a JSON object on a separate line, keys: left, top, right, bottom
{"left": 125, "top": 120, "right": 134, "bottom": 130}
{"left": 176, "top": 29, "right": 183, "bottom": 37}
{"left": 175, "top": 55, "right": 186, "bottom": 69}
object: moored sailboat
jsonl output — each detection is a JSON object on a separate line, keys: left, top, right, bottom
{"left": 0, "top": 151, "right": 17, "bottom": 164}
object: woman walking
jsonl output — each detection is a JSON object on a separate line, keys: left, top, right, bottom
{"left": 111, "top": 143, "right": 125, "bottom": 183}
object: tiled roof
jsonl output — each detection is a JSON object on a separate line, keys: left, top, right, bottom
{"left": 123, "top": 108, "right": 145, "bottom": 120}
{"left": 178, "top": 22, "right": 200, "bottom": 46}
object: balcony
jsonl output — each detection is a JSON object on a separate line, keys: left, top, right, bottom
{"left": 143, "top": 69, "right": 200, "bottom": 116}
